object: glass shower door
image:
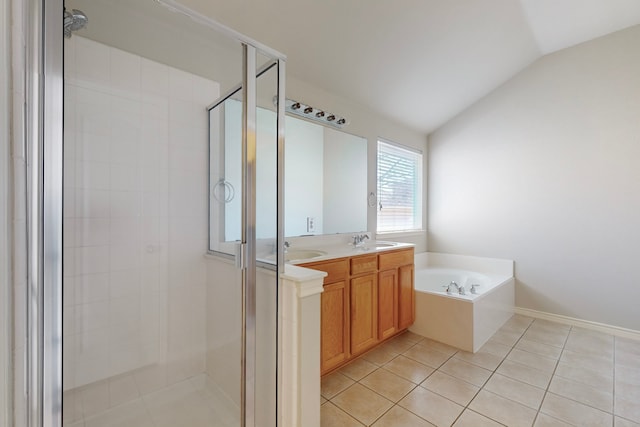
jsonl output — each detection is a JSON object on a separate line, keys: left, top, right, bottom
{"left": 55, "top": 1, "right": 285, "bottom": 426}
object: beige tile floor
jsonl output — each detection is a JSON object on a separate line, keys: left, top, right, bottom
{"left": 321, "top": 315, "right": 640, "bottom": 427}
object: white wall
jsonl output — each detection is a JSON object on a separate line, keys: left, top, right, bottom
{"left": 428, "top": 25, "right": 640, "bottom": 330}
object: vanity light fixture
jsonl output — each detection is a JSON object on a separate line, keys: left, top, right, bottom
{"left": 273, "top": 96, "right": 349, "bottom": 128}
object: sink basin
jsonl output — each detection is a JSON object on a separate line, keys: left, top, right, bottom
{"left": 285, "top": 249, "right": 327, "bottom": 261}
{"left": 371, "top": 242, "right": 397, "bottom": 248}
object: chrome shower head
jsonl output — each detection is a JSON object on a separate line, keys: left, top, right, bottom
{"left": 64, "top": 8, "right": 88, "bottom": 39}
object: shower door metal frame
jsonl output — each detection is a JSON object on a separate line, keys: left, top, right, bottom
{"left": 28, "top": 0, "right": 287, "bottom": 425}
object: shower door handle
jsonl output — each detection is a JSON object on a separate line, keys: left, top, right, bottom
{"left": 235, "top": 242, "right": 247, "bottom": 269}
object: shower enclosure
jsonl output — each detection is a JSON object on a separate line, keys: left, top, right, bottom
{"left": 23, "top": 0, "right": 285, "bottom": 425}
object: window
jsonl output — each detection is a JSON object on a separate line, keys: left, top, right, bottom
{"left": 377, "top": 140, "right": 423, "bottom": 233}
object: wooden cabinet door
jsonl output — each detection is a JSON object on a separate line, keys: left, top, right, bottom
{"left": 398, "top": 264, "right": 415, "bottom": 330}
{"left": 321, "top": 280, "right": 350, "bottom": 374}
{"left": 350, "top": 273, "right": 378, "bottom": 356}
{"left": 377, "top": 269, "right": 398, "bottom": 340}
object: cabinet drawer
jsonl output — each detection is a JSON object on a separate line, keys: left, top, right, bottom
{"left": 303, "top": 258, "right": 349, "bottom": 284}
{"left": 379, "top": 248, "right": 414, "bottom": 270}
{"left": 351, "top": 255, "right": 377, "bottom": 276}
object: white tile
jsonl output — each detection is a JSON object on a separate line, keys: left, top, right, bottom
{"left": 616, "top": 395, "right": 640, "bottom": 424}
{"left": 110, "top": 164, "right": 140, "bottom": 191}
{"left": 78, "top": 161, "right": 110, "bottom": 190}
{"left": 141, "top": 117, "right": 169, "bottom": 146}
{"left": 109, "top": 218, "right": 142, "bottom": 247}
{"left": 79, "top": 380, "right": 109, "bottom": 418}
{"left": 522, "top": 328, "right": 568, "bottom": 348}
{"left": 615, "top": 416, "right": 640, "bottom": 427}
{"left": 534, "top": 413, "right": 574, "bottom": 426}
{"left": 110, "top": 191, "right": 142, "bottom": 218}
{"left": 75, "top": 245, "right": 109, "bottom": 275}
{"left": 541, "top": 392, "right": 613, "bottom": 427}
{"left": 109, "top": 296, "right": 140, "bottom": 326}
{"left": 515, "top": 338, "right": 563, "bottom": 359}
{"left": 421, "top": 370, "right": 479, "bottom": 406}
{"left": 133, "top": 363, "right": 168, "bottom": 395}
{"left": 169, "top": 98, "right": 202, "bottom": 126}
{"left": 64, "top": 182, "right": 77, "bottom": 218}
{"left": 141, "top": 58, "right": 169, "bottom": 96}
{"left": 63, "top": 276, "right": 76, "bottom": 307}
{"left": 63, "top": 247, "right": 76, "bottom": 277}
{"left": 64, "top": 218, "right": 78, "bottom": 248}
{"left": 549, "top": 375, "right": 613, "bottom": 412}
{"left": 141, "top": 192, "right": 160, "bottom": 218}
{"left": 76, "top": 301, "right": 109, "bottom": 332}
{"left": 484, "top": 373, "right": 545, "bottom": 410}
{"left": 110, "top": 342, "right": 144, "bottom": 375}
{"left": 110, "top": 269, "right": 141, "bottom": 299}
{"left": 76, "top": 133, "right": 110, "bottom": 163}
{"left": 554, "top": 361, "right": 613, "bottom": 391}
{"left": 560, "top": 349, "right": 613, "bottom": 375}
{"left": 109, "top": 374, "right": 140, "bottom": 408}
{"left": 75, "top": 189, "right": 110, "bottom": 218}
{"left": 64, "top": 36, "right": 77, "bottom": 80}
{"left": 76, "top": 218, "right": 110, "bottom": 246}
{"left": 85, "top": 398, "right": 153, "bottom": 427}
{"left": 191, "top": 75, "right": 219, "bottom": 106}
{"left": 109, "top": 48, "right": 141, "bottom": 93}
{"left": 507, "top": 348, "right": 558, "bottom": 373}
{"left": 110, "top": 244, "right": 141, "bottom": 272}
{"left": 454, "top": 409, "right": 503, "bottom": 427}
{"left": 62, "top": 389, "right": 83, "bottom": 424}
{"left": 76, "top": 273, "right": 109, "bottom": 304}
{"left": 399, "top": 386, "right": 464, "bottom": 427}
{"left": 469, "top": 390, "right": 538, "bottom": 427}
{"left": 439, "top": 357, "right": 492, "bottom": 387}
{"left": 76, "top": 103, "right": 112, "bottom": 138}
{"left": 109, "top": 137, "right": 141, "bottom": 166}
{"left": 75, "top": 37, "right": 110, "bottom": 85}
{"left": 496, "top": 359, "right": 553, "bottom": 389}
{"left": 168, "top": 68, "right": 193, "bottom": 102}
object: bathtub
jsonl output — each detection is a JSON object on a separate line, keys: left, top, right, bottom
{"left": 409, "top": 253, "right": 515, "bottom": 353}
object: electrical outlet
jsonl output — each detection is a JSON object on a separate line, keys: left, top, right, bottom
{"left": 306, "top": 217, "right": 316, "bottom": 233}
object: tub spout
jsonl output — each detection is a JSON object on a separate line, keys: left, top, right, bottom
{"left": 445, "top": 281, "right": 459, "bottom": 294}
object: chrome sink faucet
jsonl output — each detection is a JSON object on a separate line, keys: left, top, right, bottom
{"left": 352, "top": 234, "right": 369, "bottom": 247}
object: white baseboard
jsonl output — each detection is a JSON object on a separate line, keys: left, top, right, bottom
{"left": 515, "top": 307, "right": 640, "bottom": 341}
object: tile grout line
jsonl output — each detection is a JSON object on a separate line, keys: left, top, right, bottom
{"left": 448, "top": 317, "right": 537, "bottom": 427}
{"left": 531, "top": 322, "right": 573, "bottom": 427}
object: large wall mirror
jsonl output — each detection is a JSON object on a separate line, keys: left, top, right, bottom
{"left": 209, "top": 78, "right": 367, "bottom": 254}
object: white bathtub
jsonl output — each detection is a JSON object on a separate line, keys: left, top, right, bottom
{"left": 409, "top": 253, "right": 515, "bottom": 353}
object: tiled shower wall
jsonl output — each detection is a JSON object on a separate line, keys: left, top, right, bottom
{"left": 63, "top": 35, "right": 218, "bottom": 418}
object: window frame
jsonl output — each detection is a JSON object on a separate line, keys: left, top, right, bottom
{"left": 376, "top": 138, "right": 424, "bottom": 234}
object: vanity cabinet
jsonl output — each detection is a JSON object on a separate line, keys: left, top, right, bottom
{"left": 309, "top": 259, "right": 350, "bottom": 373}
{"left": 379, "top": 249, "right": 415, "bottom": 333}
{"left": 349, "top": 255, "right": 378, "bottom": 356}
{"left": 302, "top": 247, "right": 414, "bottom": 375}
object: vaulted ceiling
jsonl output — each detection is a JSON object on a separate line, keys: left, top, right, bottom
{"left": 181, "top": 0, "right": 640, "bottom": 134}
